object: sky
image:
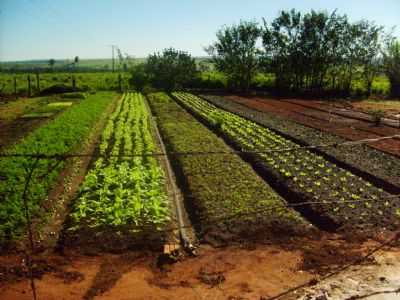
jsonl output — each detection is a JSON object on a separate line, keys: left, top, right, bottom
{"left": 1, "top": 0, "right": 399, "bottom": 61}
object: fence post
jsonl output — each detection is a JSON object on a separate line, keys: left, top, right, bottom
{"left": 72, "top": 76, "right": 76, "bottom": 91}
{"left": 14, "top": 77, "right": 18, "bottom": 99}
{"left": 27, "top": 75, "right": 32, "bottom": 97}
{"left": 36, "top": 72, "right": 40, "bottom": 92}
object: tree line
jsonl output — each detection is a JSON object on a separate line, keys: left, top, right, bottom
{"left": 131, "top": 9, "right": 399, "bottom": 98}
{"left": 208, "top": 9, "right": 399, "bottom": 97}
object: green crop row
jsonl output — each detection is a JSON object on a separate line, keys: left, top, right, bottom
{"left": 200, "top": 94, "right": 400, "bottom": 191}
{"left": 69, "top": 93, "right": 170, "bottom": 234}
{"left": 0, "top": 92, "right": 117, "bottom": 243}
{"left": 173, "top": 92, "right": 400, "bottom": 230}
{"left": 147, "top": 92, "right": 307, "bottom": 238}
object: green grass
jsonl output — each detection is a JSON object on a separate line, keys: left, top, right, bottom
{"left": 21, "top": 102, "right": 74, "bottom": 118}
{"left": 0, "top": 72, "right": 130, "bottom": 96}
{"left": 21, "top": 112, "right": 54, "bottom": 118}
{"left": 47, "top": 102, "right": 73, "bottom": 107}
{"left": 0, "top": 97, "right": 44, "bottom": 121}
{"left": 352, "top": 74, "right": 391, "bottom": 96}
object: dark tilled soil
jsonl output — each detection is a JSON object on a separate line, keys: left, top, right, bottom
{"left": 0, "top": 118, "right": 49, "bottom": 149}
{"left": 226, "top": 96, "right": 400, "bottom": 157}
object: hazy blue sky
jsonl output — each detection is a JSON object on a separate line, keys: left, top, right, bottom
{"left": 1, "top": 0, "right": 399, "bottom": 61}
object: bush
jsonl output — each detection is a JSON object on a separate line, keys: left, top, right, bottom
{"left": 61, "top": 92, "right": 87, "bottom": 99}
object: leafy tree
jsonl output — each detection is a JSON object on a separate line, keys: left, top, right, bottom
{"left": 383, "top": 39, "right": 400, "bottom": 98}
{"left": 262, "top": 9, "right": 385, "bottom": 96}
{"left": 145, "top": 48, "right": 197, "bottom": 92}
{"left": 48, "top": 58, "right": 56, "bottom": 70}
{"left": 129, "top": 63, "right": 149, "bottom": 92}
{"left": 262, "top": 9, "right": 303, "bottom": 91}
{"left": 198, "top": 60, "right": 212, "bottom": 73}
{"left": 263, "top": 10, "right": 350, "bottom": 94}
{"left": 206, "top": 21, "right": 262, "bottom": 91}
{"left": 356, "top": 22, "right": 383, "bottom": 96}
{"left": 74, "top": 56, "right": 79, "bottom": 71}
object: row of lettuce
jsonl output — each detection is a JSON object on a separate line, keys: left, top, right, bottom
{"left": 147, "top": 93, "right": 308, "bottom": 239}
{"left": 68, "top": 93, "right": 170, "bottom": 240}
{"left": 0, "top": 92, "right": 116, "bottom": 243}
{"left": 173, "top": 92, "right": 400, "bottom": 231}
{"left": 200, "top": 94, "right": 400, "bottom": 193}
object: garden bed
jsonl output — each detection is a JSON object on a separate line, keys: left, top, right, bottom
{"left": 0, "top": 92, "right": 116, "bottom": 247}
{"left": 200, "top": 94, "right": 400, "bottom": 192}
{"left": 147, "top": 92, "right": 310, "bottom": 244}
{"left": 176, "top": 93, "right": 400, "bottom": 234}
{"left": 63, "top": 93, "right": 172, "bottom": 251}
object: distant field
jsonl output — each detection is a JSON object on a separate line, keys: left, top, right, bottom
{"left": 0, "top": 72, "right": 130, "bottom": 96}
{"left": 0, "top": 57, "right": 210, "bottom": 71}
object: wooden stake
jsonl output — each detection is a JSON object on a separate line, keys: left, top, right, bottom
{"left": 14, "top": 77, "right": 17, "bottom": 99}
{"left": 27, "top": 75, "right": 32, "bottom": 97}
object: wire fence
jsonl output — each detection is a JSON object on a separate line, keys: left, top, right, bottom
{"left": 1, "top": 104, "right": 400, "bottom": 299}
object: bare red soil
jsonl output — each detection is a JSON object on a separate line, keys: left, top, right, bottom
{"left": 225, "top": 96, "right": 400, "bottom": 157}
{"left": 1, "top": 232, "right": 388, "bottom": 300}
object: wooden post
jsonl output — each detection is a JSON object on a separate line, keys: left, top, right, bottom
{"left": 118, "top": 73, "right": 122, "bottom": 92}
{"left": 36, "top": 72, "right": 40, "bottom": 92}
{"left": 14, "top": 77, "right": 17, "bottom": 99}
{"left": 27, "top": 75, "right": 32, "bottom": 97}
{"left": 72, "top": 76, "right": 76, "bottom": 91}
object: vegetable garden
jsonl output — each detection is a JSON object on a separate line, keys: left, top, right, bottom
{"left": 0, "top": 92, "right": 115, "bottom": 244}
{"left": 0, "top": 89, "right": 399, "bottom": 300}
{"left": 147, "top": 93, "right": 308, "bottom": 241}
{"left": 2, "top": 5, "right": 400, "bottom": 298}
{"left": 172, "top": 92, "right": 400, "bottom": 232}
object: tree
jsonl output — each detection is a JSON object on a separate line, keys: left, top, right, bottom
{"left": 129, "top": 63, "right": 149, "bottom": 92}
{"left": 198, "top": 60, "right": 212, "bottom": 73}
{"left": 262, "top": 9, "right": 303, "bottom": 91}
{"left": 356, "top": 22, "right": 383, "bottom": 96}
{"left": 206, "top": 21, "right": 261, "bottom": 91}
{"left": 261, "top": 9, "right": 387, "bottom": 97}
{"left": 383, "top": 38, "right": 400, "bottom": 98}
{"left": 145, "top": 48, "right": 198, "bottom": 92}
{"left": 263, "top": 10, "right": 351, "bottom": 94}
{"left": 48, "top": 59, "right": 56, "bottom": 70}
{"left": 73, "top": 56, "right": 79, "bottom": 72}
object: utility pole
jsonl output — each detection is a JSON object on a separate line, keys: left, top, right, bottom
{"left": 108, "top": 45, "right": 117, "bottom": 73}
{"left": 112, "top": 45, "right": 115, "bottom": 73}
